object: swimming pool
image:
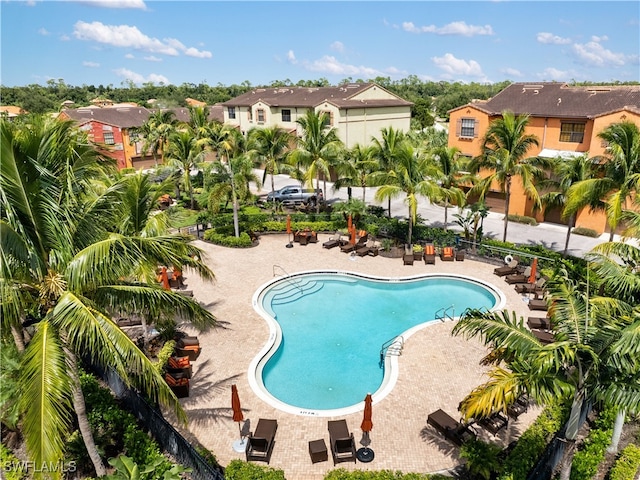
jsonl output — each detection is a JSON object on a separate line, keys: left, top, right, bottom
{"left": 250, "top": 271, "right": 504, "bottom": 417}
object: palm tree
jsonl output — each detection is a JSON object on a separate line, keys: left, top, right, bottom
{"left": 429, "top": 145, "right": 472, "bottom": 230}
{"left": 248, "top": 126, "right": 293, "bottom": 205}
{"left": 371, "top": 143, "right": 441, "bottom": 245}
{"left": 166, "top": 130, "right": 204, "bottom": 209}
{"left": 333, "top": 143, "right": 378, "bottom": 203}
{"left": 289, "top": 110, "right": 343, "bottom": 213}
{"left": 0, "top": 116, "right": 217, "bottom": 476}
{"left": 539, "top": 154, "right": 598, "bottom": 256}
{"left": 141, "top": 109, "right": 177, "bottom": 166}
{"left": 452, "top": 266, "right": 639, "bottom": 480}
{"left": 371, "top": 127, "right": 407, "bottom": 217}
{"left": 566, "top": 121, "right": 640, "bottom": 240}
{"left": 468, "top": 111, "right": 544, "bottom": 242}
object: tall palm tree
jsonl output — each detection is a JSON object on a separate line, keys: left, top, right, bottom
{"left": 141, "top": 109, "right": 177, "bottom": 166}
{"left": 452, "top": 267, "right": 639, "bottom": 480}
{"left": 566, "top": 121, "right": 640, "bottom": 240}
{"left": 539, "top": 154, "right": 598, "bottom": 256}
{"left": 468, "top": 111, "right": 544, "bottom": 242}
{"left": 248, "top": 126, "right": 293, "bottom": 205}
{"left": 288, "top": 110, "right": 343, "bottom": 213}
{"left": 429, "top": 145, "right": 472, "bottom": 230}
{"left": 333, "top": 143, "right": 378, "bottom": 203}
{"left": 166, "top": 130, "right": 204, "bottom": 209}
{"left": 371, "top": 143, "right": 441, "bottom": 245}
{"left": 0, "top": 116, "right": 217, "bottom": 476}
{"left": 371, "top": 127, "right": 407, "bottom": 217}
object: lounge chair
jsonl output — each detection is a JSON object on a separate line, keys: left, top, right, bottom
{"left": 455, "top": 249, "right": 465, "bottom": 261}
{"left": 440, "top": 246, "right": 455, "bottom": 261}
{"left": 528, "top": 298, "right": 548, "bottom": 311}
{"left": 527, "top": 316, "right": 551, "bottom": 330}
{"left": 246, "top": 418, "right": 278, "bottom": 464}
{"left": 423, "top": 244, "right": 436, "bottom": 264}
{"left": 505, "top": 266, "right": 532, "bottom": 285}
{"left": 356, "top": 241, "right": 379, "bottom": 257}
{"left": 507, "top": 395, "right": 530, "bottom": 420}
{"left": 427, "top": 409, "right": 477, "bottom": 446}
{"left": 403, "top": 246, "right": 414, "bottom": 265}
{"left": 477, "top": 411, "right": 509, "bottom": 435}
{"left": 494, "top": 259, "right": 519, "bottom": 276}
{"left": 323, "top": 232, "right": 347, "bottom": 249}
{"left": 340, "top": 234, "right": 368, "bottom": 253}
{"left": 532, "top": 329, "right": 554, "bottom": 344}
{"left": 327, "top": 420, "right": 356, "bottom": 465}
{"left": 515, "top": 277, "right": 546, "bottom": 294}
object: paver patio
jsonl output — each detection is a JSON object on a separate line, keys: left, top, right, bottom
{"left": 168, "top": 234, "right": 540, "bottom": 479}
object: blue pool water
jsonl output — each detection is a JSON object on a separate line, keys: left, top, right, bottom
{"left": 253, "top": 272, "right": 500, "bottom": 414}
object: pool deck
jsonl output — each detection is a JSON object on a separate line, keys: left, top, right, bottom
{"left": 170, "top": 234, "right": 540, "bottom": 479}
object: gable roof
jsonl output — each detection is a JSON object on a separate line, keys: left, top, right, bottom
{"left": 221, "top": 83, "right": 412, "bottom": 109}
{"left": 61, "top": 106, "right": 152, "bottom": 128}
{"left": 452, "top": 82, "right": 640, "bottom": 119}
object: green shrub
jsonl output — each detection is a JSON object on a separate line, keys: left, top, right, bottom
{"left": 224, "top": 459, "right": 286, "bottom": 480}
{"left": 460, "top": 439, "right": 503, "bottom": 480}
{"left": 154, "top": 340, "right": 176, "bottom": 373}
{"left": 0, "top": 443, "right": 26, "bottom": 480}
{"left": 572, "top": 226, "right": 600, "bottom": 237}
{"left": 506, "top": 214, "right": 538, "bottom": 225}
{"left": 203, "top": 230, "right": 253, "bottom": 247}
{"left": 323, "top": 469, "right": 442, "bottom": 479}
{"left": 570, "top": 407, "right": 616, "bottom": 480}
{"left": 608, "top": 443, "right": 640, "bottom": 480}
{"left": 194, "top": 445, "right": 219, "bottom": 468}
{"left": 123, "top": 424, "right": 172, "bottom": 480}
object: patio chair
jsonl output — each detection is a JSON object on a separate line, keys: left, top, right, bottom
{"left": 356, "top": 241, "right": 379, "bottom": 257}
{"left": 323, "top": 232, "right": 347, "bottom": 249}
{"left": 423, "top": 244, "right": 436, "bottom": 264}
{"left": 477, "top": 411, "right": 509, "bottom": 435}
{"left": 505, "top": 266, "right": 532, "bottom": 285}
{"left": 514, "top": 277, "right": 546, "bottom": 294}
{"left": 528, "top": 298, "right": 548, "bottom": 311}
{"left": 455, "top": 249, "right": 465, "bottom": 261}
{"left": 440, "top": 246, "right": 455, "bottom": 262}
{"left": 403, "top": 245, "right": 414, "bottom": 265}
{"left": 532, "top": 329, "right": 555, "bottom": 344}
{"left": 527, "top": 316, "right": 551, "bottom": 331}
{"left": 327, "top": 420, "right": 356, "bottom": 465}
{"left": 427, "top": 409, "right": 477, "bottom": 446}
{"left": 340, "top": 234, "right": 368, "bottom": 253}
{"left": 507, "top": 395, "right": 530, "bottom": 420}
{"left": 494, "top": 259, "right": 519, "bottom": 276}
{"left": 246, "top": 418, "right": 278, "bottom": 464}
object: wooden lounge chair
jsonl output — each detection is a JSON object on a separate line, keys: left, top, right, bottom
{"left": 515, "top": 277, "right": 546, "bottom": 294}
{"left": 528, "top": 298, "right": 548, "bottom": 311}
{"left": 507, "top": 395, "right": 530, "bottom": 420}
{"left": 505, "top": 266, "right": 532, "bottom": 285}
{"left": 532, "top": 329, "right": 554, "bottom": 344}
{"left": 427, "top": 409, "right": 476, "bottom": 446}
{"left": 477, "top": 411, "right": 509, "bottom": 435}
{"left": 455, "top": 249, "right": 465, "bottom": 261}
{"left": 246, "top": 418, "right": 278, "bottom": 464}
{"left": 527, "top": 316, "right": 551, "bottom": 330}
{"left": 327, "top": 420, "right": 356, "bottom": 465}
{"left": 403, "top": 246, "right": 414, "bottom": 265}
{"left": 423, "top": 244, "right": 436, "bottom": 264}
{"left": 340, "top": 234, "right": 368, "bottom": 253}
{"left": 440, "top": 246, "right": 455, "bottom": 261}
{"left": 494, "top": 259, "right": 519, "bottom": 276}
{"left": 323, "top": 232, "right": 347, "bottom": 249}
{"left": 356, "top": 241, "right": 379, "bottom": 257}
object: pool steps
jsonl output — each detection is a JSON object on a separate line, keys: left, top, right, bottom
{"left": 269, "top": 279, "right": 323, "bottom": 305}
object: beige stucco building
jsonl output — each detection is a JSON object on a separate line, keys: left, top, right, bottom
{"left": 220, "top": 83, "right": 413, "bottom": 148}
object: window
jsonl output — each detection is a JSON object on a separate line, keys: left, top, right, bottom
{"left": 320, "top": 111, "right": 334, "bottom": 126}
{"left": 103, "top": 131, "right": 115, "bottom": 145}
{"left": 257, "top": 109, "right": 265, "bottom": 123}
{"left": 281, "top": 109, "right": 291, "bottom": 122}
{"left": 228, "top": 107, "right": 236, "bottom": 119}
{"left": 458, "top": 118, "right": 477, "bottom": 138}
{"left": 248, "top": 109, "right": 252, "bottom": 121}
{"left": 559, "top": 122, "right": 585, "bottom": 143}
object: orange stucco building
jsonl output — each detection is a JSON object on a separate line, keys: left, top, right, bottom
{"left": 448, "top": 82, "right": 640, "bottom": 235}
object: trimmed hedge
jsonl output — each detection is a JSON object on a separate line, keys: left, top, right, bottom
{"left": 203, "top": 230, "right": 253, "bottom": 247}
{"left": 572, "top": 226, "right": 600, "bottom": 238}
{"left": 506, "top": 214, "right": 538, "bottom": 226}
{"left": 608, "top": 443, "right": 640, "bottom": 480}
{"left": 323, "top": 469, "right": 449, "bottom": 480}
{"left": 224, "top": 460, "right": 286, "bottom": 480}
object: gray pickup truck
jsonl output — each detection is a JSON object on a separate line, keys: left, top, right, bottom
{"left": 265, "top": 185, "right": 322, "bottom": 205}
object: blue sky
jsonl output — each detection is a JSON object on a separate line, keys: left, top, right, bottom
{"left": 2, "top": 1, "right": 639, "bottom": 88}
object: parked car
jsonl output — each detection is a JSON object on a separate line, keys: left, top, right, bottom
{"left": 265, "top": 185, "right": 322, "bottom": 205}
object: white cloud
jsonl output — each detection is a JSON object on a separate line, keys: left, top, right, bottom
{"left": 572, "top": 40, "right": 627, "bottom": 67}
{"left": 125, "top": 53, "right": 135, "bottom": 59}
{"left": 330, "top": 41, "right": 345, "bottom": 53}
{"left": 83, "top": 61, "right": 100, "bottom": 68}
{"left": 114, "top": 67, "right": 169, "bottom": 85}
{"left": 385, "top": 66, "right": 408, "bottom": 76}
{"left": 403, "top": 20, "right": 493, "bottom": 36}
{"left": 73, "top": 21, "right": 212, "bottom": 58}
{"left": 60, "top": 34, "right": 71, "bottom": 41}
{"left": 501, "top": 67, "right": 524, "bottom": 78}
{"left": 431, "top": 53, "right": 484, "bottom": 77}
{"left": 591, "top": 35, "right": 608, "bottom": 42}
{"left": 287, "top": 50, "right": 297, "bottom": 64}
{"left": 75, "top": 0, "right": 147, "bottom": 9}
{"left": 536, "top": 67, "right": 571, "bottom": 81}
{"left": 38, "top": 28, "right": 50, "bottom": 36}
{"left": 536, "top": 32, "right": 571, "bottom": 45}
{"left": 144, "top": 55, "right": 162, "bottom": 62}
{"left": 304, "top": 55, "right": 383, "bottom": 77}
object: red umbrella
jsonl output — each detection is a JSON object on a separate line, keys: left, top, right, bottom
{"left": 350, "top": 225, "right": 357, "bottom": 245}
{"left": 286, "top": 215, "right": 292, "bottom": 235}
{"left": 361, "top": 393, "right": 373, "bottom": 432}
{"left": 231, "top": 385, "right": 246, "bottom": 451}
{"left": 528, "top": 257, "right": 538, "bottom": 284}
{"left": 347, "top": 214, "right": 352, "bottom": 231}
{"left": 158, "top": 266, "right": 170, "bottom": 290}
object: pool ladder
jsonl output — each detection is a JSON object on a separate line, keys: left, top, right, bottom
{"left": 379, "top": 336, "right": 404, "bottom": 368}
{"left": 435, "top": 305, "right": 455, "bottom": 322}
